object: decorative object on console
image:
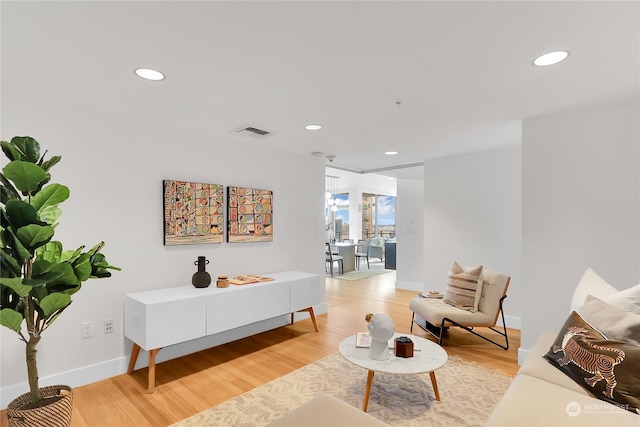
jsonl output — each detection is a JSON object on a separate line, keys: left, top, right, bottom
{"left": 163, "top": 180, "right": 224, "bottom": 245}
{"left": 216, "top": 275, "right": 229, "bottom": 288}
{"left": 227, "top": 186, "right": 273, "bottom": 242}
{"left": 365, "top": 313, "right": 394, "bottom": 360}
{"left": 229, "top": 274, "right": 275, "bottom": 285}
{"left": 443, "top": 261, "right": 483, "bottom": 312}
{"left": 192, "top": 256, "right": 211, "bottom": 288}
{"left": 544, "top": 311, "right": 640, "bottom": 414}
{"left": 1, "top": 136, "right": 119, "bottom": 426}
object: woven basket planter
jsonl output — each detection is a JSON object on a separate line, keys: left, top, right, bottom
{"left": 7, "top": 385, "right": 73, "bottom": 427}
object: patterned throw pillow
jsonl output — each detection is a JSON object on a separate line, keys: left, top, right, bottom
{"left": 544, "top": 312, "right": 640, "bottom": 415}
{"left": 442, "top": 262, "right": 483, "bottom": 312}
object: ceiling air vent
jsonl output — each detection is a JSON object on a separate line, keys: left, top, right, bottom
{"left": 237, "top": 126, "right": 272, "bottom": 137}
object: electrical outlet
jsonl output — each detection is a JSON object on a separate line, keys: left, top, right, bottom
{"left": 104, "top": 319, "right": 114, "bottom": 334}
{"left": 81, "top": 321, "right": 94, "bottom": 339}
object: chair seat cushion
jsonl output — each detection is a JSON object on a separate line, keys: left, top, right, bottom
{"left": 409, "top": 297, "right": 493, "bottom": 326}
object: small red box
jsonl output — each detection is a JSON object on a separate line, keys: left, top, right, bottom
{"left": 394, "top": 336, "right": 414, "bottom": 358}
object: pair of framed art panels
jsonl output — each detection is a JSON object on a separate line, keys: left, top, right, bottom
{"left": 163, "top": 180, "right": 273, "bottom": 245}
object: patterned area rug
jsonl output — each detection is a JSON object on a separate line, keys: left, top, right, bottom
{"left": 172, "top": 353, "right": 512, "bottom": 427}
{"left": 332, "top": 269, "right": 392, "bottom": 281}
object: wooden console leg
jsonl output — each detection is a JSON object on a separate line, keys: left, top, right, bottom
{"left": 147, "top": 348, "right": 161, "bottom": 394}
{"left": 363, "top": 370, "right": 375, "bottom": 412}
{"left": 293, "top": 307, "right": 320, "bottom": 332}
{"left": 429, "top": 371, "right": 441, "bottom": 401}
{"left": 306, "top": 307, "right": 319, "bottom": 332}
{"left": 127, "top": 343, "right": 141, "bottom": 374}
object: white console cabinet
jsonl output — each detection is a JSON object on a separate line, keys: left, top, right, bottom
{"left": 124, "top": 271, "right": 323, "bottom": 392}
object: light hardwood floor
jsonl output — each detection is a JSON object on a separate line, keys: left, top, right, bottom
{"left": 2, "top": 271, "right": 520, "bottom": 426}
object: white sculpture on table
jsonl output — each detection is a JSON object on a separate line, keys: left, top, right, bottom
{"left": 366, "top": 313, "right": 395, "bottom": 360}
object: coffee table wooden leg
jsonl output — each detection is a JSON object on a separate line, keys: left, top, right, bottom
{"left": 429, "top": 371, "right": 441, "bottom": 401}
{"left": 363, "top": 370, "right": 375, "bottom": 411}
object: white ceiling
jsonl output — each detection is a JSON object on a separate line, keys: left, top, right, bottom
{"left": 3, "top": 1, "right": 638, "bottom": 178}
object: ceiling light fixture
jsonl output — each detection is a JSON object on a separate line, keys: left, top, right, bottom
{"left": 305, "top": 124, "right": 322, "bottom": 131}
{"left": 384, "top": 151, "right": 398, "bottom": 155}
{"left": 135, "top": 68, "right": 165, "bottom": 81}
{"left": 532, "top": 51, "right": 570, "bottom": 67}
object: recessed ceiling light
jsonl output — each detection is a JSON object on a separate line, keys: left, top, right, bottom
{"left": 305, "top": 124, "right": 322, "bottom": 131}
{"left": 532, "top": 51, "right": 570, "bottom": 67}
{"left": 384, "top": 151, "right": 398, "bottom": 155}
{"left": 135, "top": 68, "right": 165, "bottom": 81}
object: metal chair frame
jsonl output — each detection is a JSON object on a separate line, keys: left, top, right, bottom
{"left": 410, "top": 295, "right": 509, "bottom": 350}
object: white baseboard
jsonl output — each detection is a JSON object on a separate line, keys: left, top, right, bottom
{"left": 504, "top": 314, "right": 521, "bottom": 330}
{"left": 1, "top": 356, "right": 127, "bottom": 409}
{"left": 394, "top": 280, "right": 423, "bottom": 292}
{"left": 1, "top": 303, "right": 328, "bottom": 409}
{"left": 518, "top": 347, "right": 530, "bottom": 365}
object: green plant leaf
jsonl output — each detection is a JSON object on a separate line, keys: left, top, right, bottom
{"left": 16, "top": 224, "right": 54, "bottom": 251}
{"left": 35, "top": 241, "right": 62, "bottom": 263}
{"left": 40, "top": 293, "right": 71, "bottom": 317}
{"left": 61, "top": 246, "right": 83, "bottom": 263}
{"left": 0, "top": 308, "right": 23, "bottom": 332}
{"left": 0, "top": 247, "right": 22, "bottom": 277}
{"left": 4, "top": 228, "right": 32, "bottom": 262}
{"left": 29, "top": 184, "right": 69, "bottom": 216}
{"left": 1, "top": 140, "right": 23, "bottom": 162}
{"left": 39, "top": 155, "right": 61, "bottom": 173}
{"left": 2, "top": 161, "right": 47, "bottom": 195}
{"left": 72, "top": 253, "right": 92, "bottom": 281}
{"left": 37, "top": 205, "right": 62, "bottom": 226}
{"left": 0, "top": 278, "right": 31, "bottom": 297}
{"left": 0, "top": 173, "right": 21, "bottom": 204}
{"left": 30, "top": 260, "right": 65, "bottom": 284}
{"left": 47, "top": 262, "right": 79, "bottom": 286}
{"left": 10, "top": 136, "right": 41, "bottom": 163}
{"left": 5, "top": 200, "right": 41, "bottom": 229}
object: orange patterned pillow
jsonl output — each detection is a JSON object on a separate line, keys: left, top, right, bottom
{"left": 544, "top": 312, "right": 640, "bottom": 415}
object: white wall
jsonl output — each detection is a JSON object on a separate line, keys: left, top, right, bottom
{"left": 396, "top": 177, "right": 424, "bottom": 291}
{"left": 1, "top": 90, "right": 326, "bottom": 405}
{"left": 521, "top": 98, "right": 640, "bottom": 360}
{"left": 423, "top": 145, "right": 522, "bottom": 329}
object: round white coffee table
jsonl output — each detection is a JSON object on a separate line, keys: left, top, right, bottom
{"left": 338, "top": 333, "right": 448, "bottom": 411}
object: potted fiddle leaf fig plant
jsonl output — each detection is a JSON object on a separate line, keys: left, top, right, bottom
{"left": 0, "top": 136, "right": 120, "bottom": 426}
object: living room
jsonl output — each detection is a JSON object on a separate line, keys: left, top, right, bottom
{"left": 1, "top": 1, "right": 638, "bottom": 426}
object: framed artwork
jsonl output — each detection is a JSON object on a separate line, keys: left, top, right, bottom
{"left": 227, "top": 186, "right": 273, "bottom": 242}
{"left": 163, "top": 180, "right": 224, "bottom": 245}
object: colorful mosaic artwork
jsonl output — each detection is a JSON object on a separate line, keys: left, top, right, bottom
{"left": 163, "top": 180, "right": 224, "bottom": 245}
{"left": 227, "top": 186, "right": 273, "bottom": 242}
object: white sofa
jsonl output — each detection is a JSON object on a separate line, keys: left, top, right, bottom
{"left": 486, "top": 331, "right": 638, "bottom": 426}
{"left": 487, "top": 268, "right": 640, "bottom": 426}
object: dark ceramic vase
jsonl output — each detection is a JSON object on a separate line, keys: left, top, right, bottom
{"left": 192, "top": 256, "right": 211, "bottom": 288}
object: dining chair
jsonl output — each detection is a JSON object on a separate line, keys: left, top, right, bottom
{"left": 325, "top": 243, "right": 344, "bottom": 276}
{"left": 355, "top": 239, "right": 369, "bottom": 270}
